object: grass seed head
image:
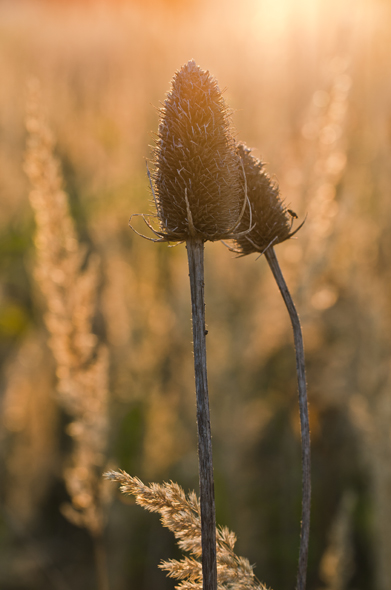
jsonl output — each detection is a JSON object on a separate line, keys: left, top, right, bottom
{"left": 152, "top": 60, "right": 242, "bottom": 242}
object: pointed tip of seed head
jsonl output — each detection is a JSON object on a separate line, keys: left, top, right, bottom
{"left": 183, "top": 59, "right": 197, "bottom": 71}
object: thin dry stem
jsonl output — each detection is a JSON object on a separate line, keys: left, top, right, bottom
{"left": 264, "top": 247, "right": 311, "bottom": 590}
{"left": 186, "top": 237, "right": 217, "bottom": 590}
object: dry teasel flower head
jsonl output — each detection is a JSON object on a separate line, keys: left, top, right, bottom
{"left": 233, "top": 142, "right": 304, "bottom": 256}
{"left": 130, "top": 61, "right": 250, "bottom": 590}
{"left": 132, "top": 60, "right": 245, "bottom": 242}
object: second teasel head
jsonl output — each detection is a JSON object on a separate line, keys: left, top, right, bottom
{"left": 234, "top": 142, "right": 303, "bottom": 255}
{"left": 151, "top": 60, "right": 243, "bottom": 242}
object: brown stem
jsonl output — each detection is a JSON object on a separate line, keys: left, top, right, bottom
{"left": 186, "top": 237, "right": 217, "bottom": 590}
{"left": 92, "top": 532, "right": 110, "bottom": 590}
{"left": 265, "top": 247, "right": 311, "bottom": 590}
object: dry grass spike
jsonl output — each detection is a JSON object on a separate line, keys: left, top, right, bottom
{"left": 24, "top": 78, "right": 111, "bottom": 590}
{"left": 105, "top": 470, "right": 269, "bottom": 590}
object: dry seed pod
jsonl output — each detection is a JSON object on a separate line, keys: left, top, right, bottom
{"left": 234, "top": 142, "right": 302, "bottom": 255}
{"left": 151, "top": 60, "right": 243, "bottom": 241}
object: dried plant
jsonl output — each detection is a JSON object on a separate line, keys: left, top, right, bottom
{"left": 135, "top": 59, "right": 244, "bottom": 244}
{"left": 24, "top": 79, "right": 110, "bottom": 590}
{"left": 2, "top": 4, "right": 391, "bottom": 587}
{"left": 233, "top": 142, "right": 303, "bottom": 257}
{"left": 105, "top": 470, "right": 268, "bottom": 590}
{"left": 131, "top": 60, "right": 246, "bottom": 590}
{"left": 232, "top": 143, "right": 310, "bottom": 590}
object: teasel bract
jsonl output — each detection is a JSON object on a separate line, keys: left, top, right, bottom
{"left": 131, "top": 61, "right": 246, "bottom": 590}
{"left": 232, "top": 143, "right": 311, "bottom": 590}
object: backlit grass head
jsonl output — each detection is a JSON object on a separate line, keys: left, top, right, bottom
{"left": 146, "top": 60, "right": 243, "bottom": 242}
{"left": 233, "top": 142, "right": 303, "bottom": 255}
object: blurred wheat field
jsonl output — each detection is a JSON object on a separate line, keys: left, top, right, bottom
{"left": 1, "top": 0, "right": 391, "bottom": 588}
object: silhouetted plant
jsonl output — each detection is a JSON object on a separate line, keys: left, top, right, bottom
{"left": 232, "top": 142, "right": 310, "bottom": 590}
{"left": 130, "top": 60, "right": 249, "bottom": 590}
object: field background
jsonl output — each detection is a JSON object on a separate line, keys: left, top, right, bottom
{"left": 1, "top": 0, "right": 391, "bottom": 589}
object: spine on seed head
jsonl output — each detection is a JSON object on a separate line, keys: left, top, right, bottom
{"left": 234, "top": 142, "right": 297, "bottom": 255}
{"left": 152, "top": 60, "right": 242, "bottom": 242}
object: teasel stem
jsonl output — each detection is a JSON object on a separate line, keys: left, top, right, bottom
{"left": 264, "top": 246, "right": 311, "bottom": 590}
{"left": 186, "top": 236, "right": 217, "bottom": 590}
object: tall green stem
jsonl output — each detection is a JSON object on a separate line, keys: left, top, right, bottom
{"left": 186, "top": 237, "right": 217, "bottom": 590}
{"left": 265, "top": 247, "right": 311, "bottom": 590}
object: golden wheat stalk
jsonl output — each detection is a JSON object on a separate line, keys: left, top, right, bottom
{"left": 24, "top": 78, "right": 111, "bottom": 590}
{"left": 105, "top": 469, "right": 269, "bottom": 590}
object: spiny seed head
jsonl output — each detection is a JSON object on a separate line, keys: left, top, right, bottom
{"left": 234, "top": 142, "right": 299, "bottom": 255}
{"left": 152, "top": 60, "right": 242, "bottom": 242}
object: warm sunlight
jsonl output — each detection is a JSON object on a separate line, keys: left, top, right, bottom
{"left": 0, "top": 0, "right": 390, "bottom": 589}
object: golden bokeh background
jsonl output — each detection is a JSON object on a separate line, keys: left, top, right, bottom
{"left": 1, "top": 0, "right": 391, "bottom": 589}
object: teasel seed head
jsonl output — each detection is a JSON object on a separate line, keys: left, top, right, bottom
{"left": 148, "top": 60, "right": 243, "bottom": 242}
{"left": 233, "top": 142, "right": 304, "bottom": 255}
